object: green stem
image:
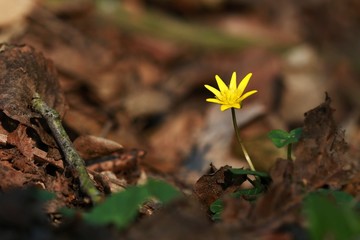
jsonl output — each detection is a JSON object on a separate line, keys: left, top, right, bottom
{"left": 287, "top": 143, "right": 292, "bottom": 161}
{"left": 231, "top": 108, "right": 255, "bottom": 171}
{"left": 32, "top": 93, "right": 101, "bottom": 204}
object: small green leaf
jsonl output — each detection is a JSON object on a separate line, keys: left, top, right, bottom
{"left": 146, "top": 179, "right": 182, "bottom": 203}
{"left": 304, "top": 192, "right": 360, "bottom": 240}
{"left": 268, "top": 128, "right": 302, "bottom": 148}
{"left": 268, "top": 129, "right": 289, "bottom": 139}
{"left": 210, "top": 198, "right": 224, "bottom": 213}
{"left": 59, "top": 207, "right": 76, "bottom": 218}
{"left": 232, "top": 186, "right": 264, "bottom": 198}
{"left": 84, "top": 186, "right": 148, "bottom": 229}
{"left": 210, "top": 199, "right": 224, "bottom": 221}
{"left": 82, "top": 179, "right": 180, "bottom": 230}
{"left": 290, "top": 127, "right": 302, "bottom": 142}
{"left": 229, "top": 168, "right": 269, "bottom": 178}
{"left": 35, "top": 189, "right": 56, "bottom": 202}
{"left": 268, "top": 129, "right": 290, "bottom": 148}
{"left": 211, "top": 211, "right": 222, "bottom": 221}
{"left": 313, "top": 189, "right": 354, "bottom": 206}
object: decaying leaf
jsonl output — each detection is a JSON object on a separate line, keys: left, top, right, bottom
{"left": 86, "top": 149, "right": 145, "bottom": 185}
{"left": 0, "top": 44, "right": 68, "bottom": 162}
{"left": 193, "top": 165, "right": 247, "bottom": 207}
{"left": 293, "top": 94, "right": 349, "bottom": 188}
{"left": 0, "top": 44, "right": 66, "bottom": 125}
{"left": 73, "top": 135, "right": 124, "bottom": 160}
{"left": 6, "top": 124, "right": 35, "bottom": 160}
{"left": 0, "top": 44, "right": 82, "bottom": 205}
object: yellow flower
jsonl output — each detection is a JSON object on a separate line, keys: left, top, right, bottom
{"left": 205, "top": 72, "right": 258, "bottom": 111}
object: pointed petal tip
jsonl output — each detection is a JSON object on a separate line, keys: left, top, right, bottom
{"left": 215, "top": 75, "right": 228, "bottom": 92}
{"left": 229, "top": 72, "right": 237, "bottom": 90}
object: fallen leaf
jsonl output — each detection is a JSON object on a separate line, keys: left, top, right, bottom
{"left": 193, "top": 165, "right": 247, "bottom": 207}
{"left": 293, "top": 94, "right": 349, "bottom": 188}
{"left": 7, "top": 124, "right": 35, "bottom": 160}
{"left": 0, "top": 44, "right": 66, "bottom": 125}
{"left": 73, "top": 135, "right": 124, "bottom": 160}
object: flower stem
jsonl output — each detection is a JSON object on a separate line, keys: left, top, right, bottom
{"left": 231, "top": 108, "right": 255, "bottom": 171}
{"left": 287, "top": 143, "right": 292, "bottom": 161}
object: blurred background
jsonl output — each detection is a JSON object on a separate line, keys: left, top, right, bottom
{"left": 3, "top": 0, "right": 360, "bottom": 183}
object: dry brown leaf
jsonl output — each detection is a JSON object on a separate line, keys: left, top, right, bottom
{"left": 6, "top": 124, "right": 35, "bottom": 160}
{"left": 73, "top": 135, "right": 124, "bottom": 160}
{"left": 193, "top": 165, "right": 247, "bottom": 207}
{"left": 86, "top": 149, "right": 145, "bottom": 185}
{"left": 0, "top": 44, "right": 66, "bottom": 125}
{"left": 293, "top": 94, "right": 349, "bottom": 188}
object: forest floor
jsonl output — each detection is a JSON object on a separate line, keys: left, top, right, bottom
{"left": 1, "top": 1, "right": 360, "bottom": 239}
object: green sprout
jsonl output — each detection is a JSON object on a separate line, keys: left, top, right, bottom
{"left": 204, "top": 72, "right": 258, "bottom": 171}
{"left": 268, "top": 128, "right": 302, "bottom": 161}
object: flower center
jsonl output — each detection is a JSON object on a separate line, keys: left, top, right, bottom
{"left": 222, "top": 89, "right": 239, "bottom": 103}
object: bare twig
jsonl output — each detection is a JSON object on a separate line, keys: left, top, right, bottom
{"left": 32, "top": 93, "right": 101, "bottom": 204}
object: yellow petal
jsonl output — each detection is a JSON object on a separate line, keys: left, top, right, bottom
{"left": 215, "top": 75, "right": 229, "bottom": 93}
{"left": 232, "top": 103, "right": 241, "bottom": 109}
{"left": 221, "top": 105, "right": 232, "bottom": 111}
{"left": 204, "top": 85, "right": 221, "bottom": 98}
{"left": 221, "top": 103, "right": 240, "bottom": 111}
{"left": 206, "top": 98, "right": 223, "bottom": 104}
{"left": 229, "top": 72, "right": 237, "bottom": 91}
{"left": 237, "top": 73, "right": 252, "bottom": 97}
{"left": 239, "top": 90, "right": 258, "bottom": 102}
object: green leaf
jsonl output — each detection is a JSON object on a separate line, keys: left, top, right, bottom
{"left": 210, "top": 199, "right": 224, "bottom": 213}
{"left": 268, "top": 128, "right": 302, "bottom": 148}
{"left": 59, "top": 207, "right": 76, "bottom": 218}
{"left": 290, "top": 127, "right": 302, "bottom": 142}
{"left": 84, "top": 186, "right": 148, "bottom": 229}
{"left": 229, "top": 168, "right": 269, "bottom": 178}
{"left": 314, "top": 189, "right": 354, "bottom": 206}
{"left": 210, "top": 199, "right": 224, "bottom": 221}
{"left": 211, "top": 211, "right": 222, "bottom": 221}
{"left": 268, "top": 129, "right": 290, "bottom": 148}
{"left": 232, "top": 186, "right": 264, "bottom": 198}
{"left": 146, "top": 179, "right": 182, "bottom": 203}
{"left": 82, "top": 179, "right": 181, "bottom": 230}
{"left": 35, "top": 189, "right": 56, "bottom": 202}
{"left": 303, "top": 191, "right": 360, "bottom": 240}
